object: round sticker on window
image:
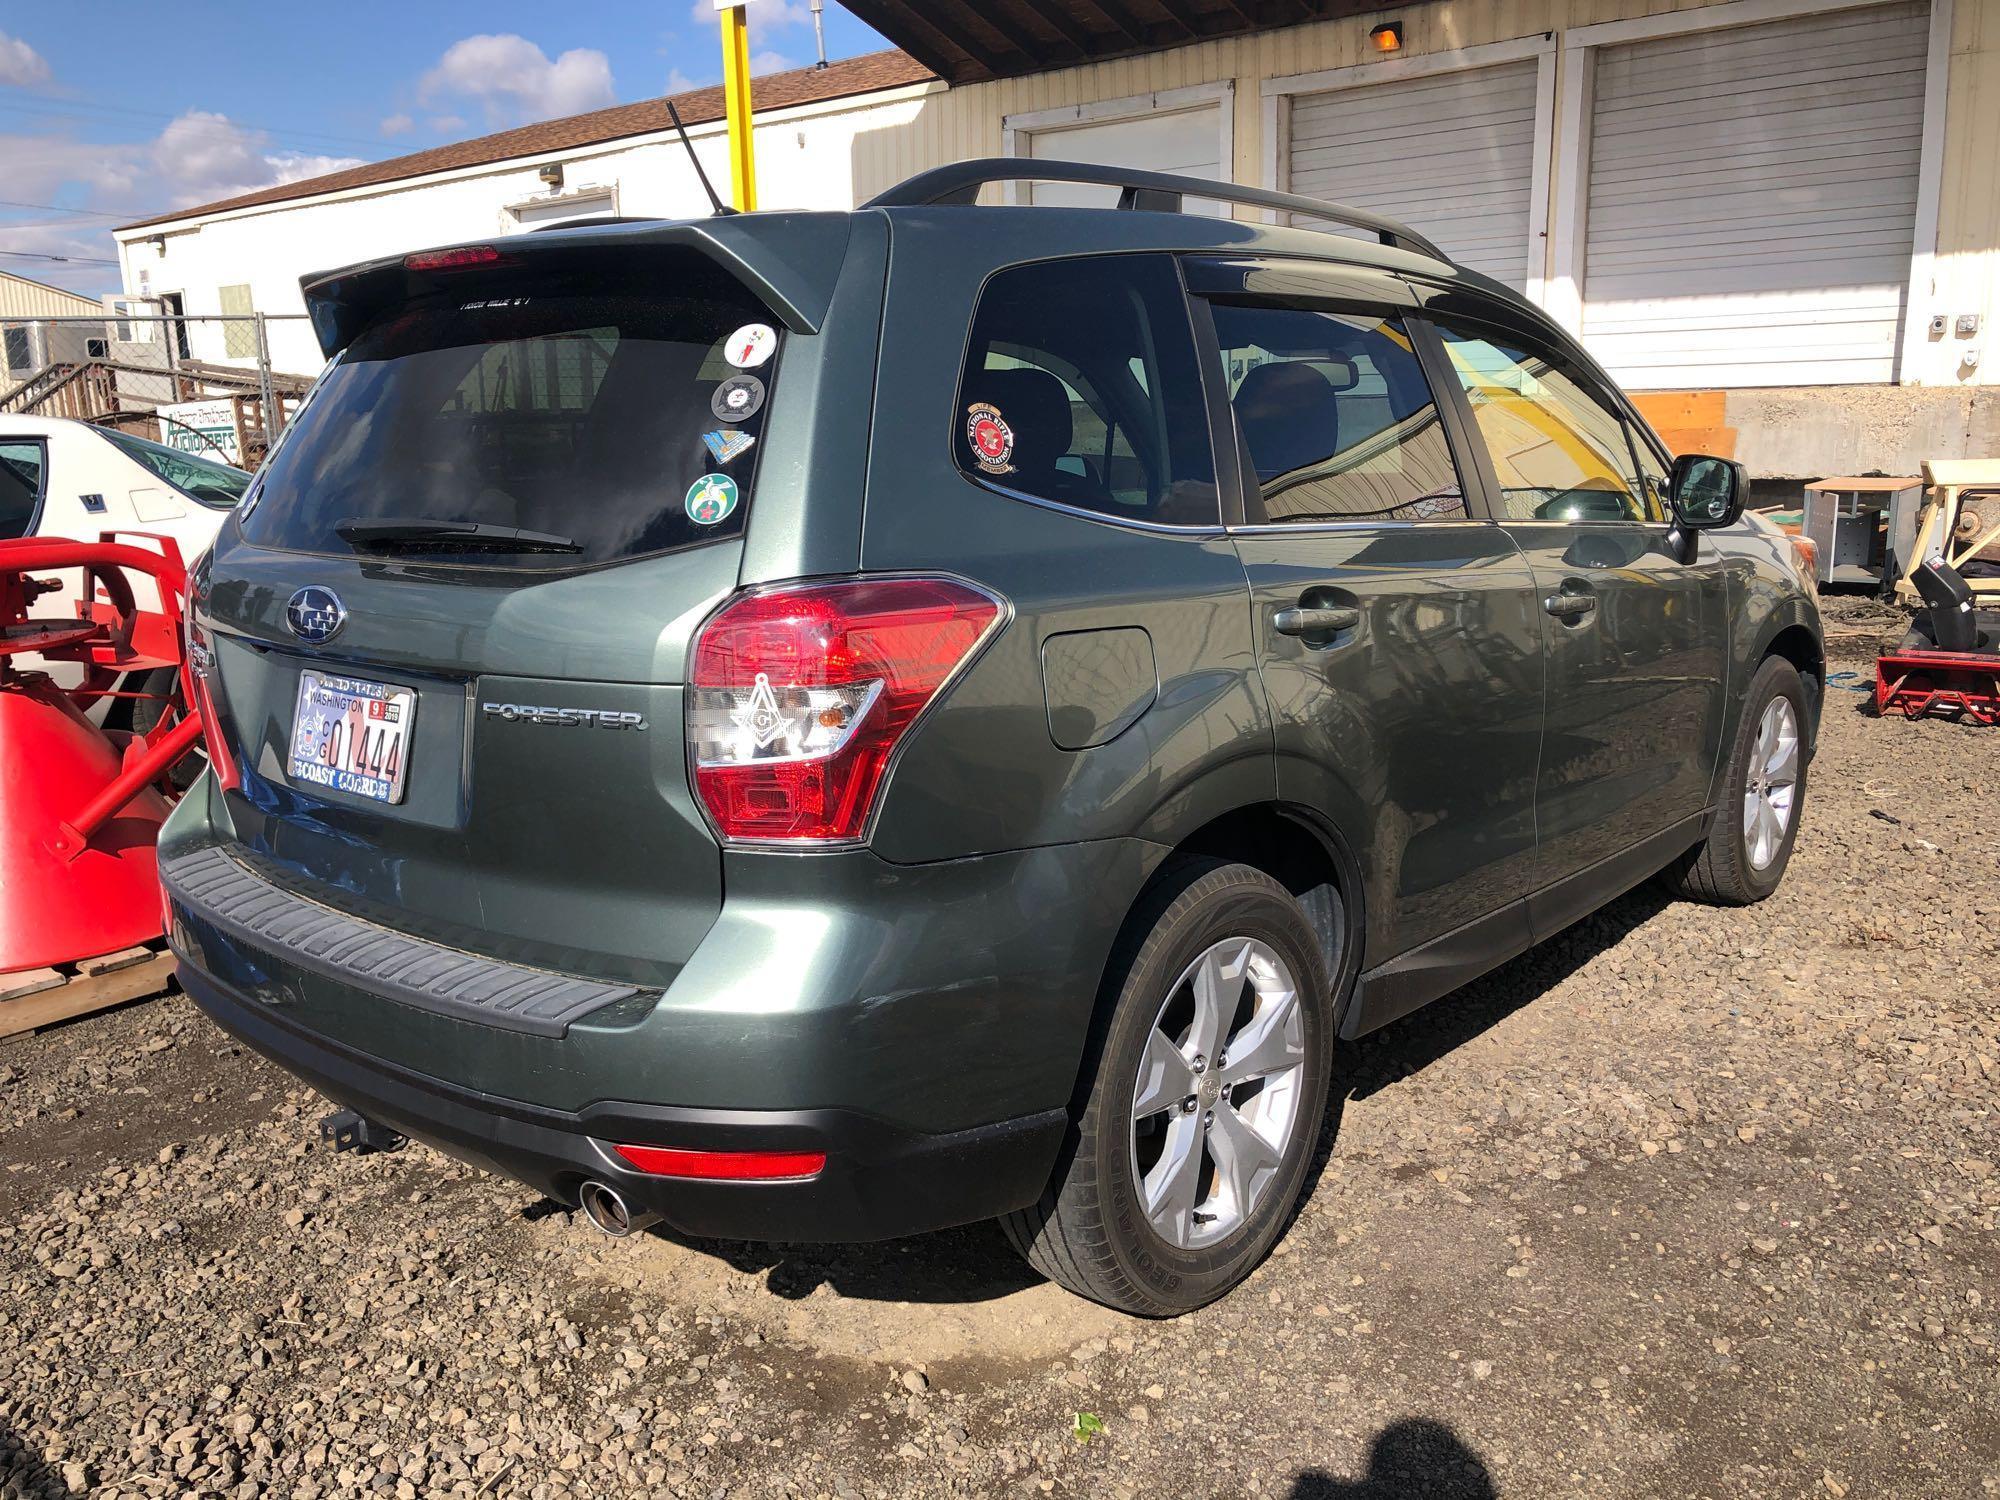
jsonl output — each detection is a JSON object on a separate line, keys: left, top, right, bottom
{"left": 685, "top": 473, "right": 740, "bottom": 526}
{"left": 724, "top": 323, "right": 777, "bottom": 369}
{"left": 711, "top": 374, "right": 766, "bottom": 423}
{"left": 965, "top": 401, "right": 1015, "bottom": 475}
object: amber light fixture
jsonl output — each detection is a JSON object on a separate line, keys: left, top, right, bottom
{"left": 1370, "top": 22, "right": 1403, "bottom": 52}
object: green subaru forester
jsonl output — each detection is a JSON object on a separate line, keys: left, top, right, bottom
{"left": 162, "top": 161, "right": 1823, "bottom": 1315}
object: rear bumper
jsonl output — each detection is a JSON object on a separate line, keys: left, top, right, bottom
{"left": 179, "top": 960, "right": 1067, "bottom": 1242}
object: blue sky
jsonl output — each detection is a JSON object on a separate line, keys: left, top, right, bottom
{"left": 0, "top": 1, "right": 892, "bottom": 295}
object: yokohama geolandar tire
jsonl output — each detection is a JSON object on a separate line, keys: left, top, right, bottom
{"left": 1663, "top": 655, "right": 1811, "bottom": 906}
{"left": 1002, "top": 857, "right": 1334, "bottom": 1316}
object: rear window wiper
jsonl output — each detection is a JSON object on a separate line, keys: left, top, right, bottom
{"left": 334, "top": 518, "right": 582, "bottom": 554}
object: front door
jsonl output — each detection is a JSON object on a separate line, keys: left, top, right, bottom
{"left": 1195, "top": 275, "right": 1544, "bottom": 992}
{"left": 1427, "top": 315, "right": 1727, "bottom": 910}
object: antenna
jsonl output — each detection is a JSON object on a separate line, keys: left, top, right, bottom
{"left": 811, "top": 0, "right": 827, "bottom": 68}
{"left": 666, "top": 98, "right": 734, "bottom": 216}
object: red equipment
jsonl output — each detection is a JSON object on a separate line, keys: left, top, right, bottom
{"left": 1874, "top": 647, "right": 2000, "bottom": 725}
{"left": 0, "top": 534, "right": 207, "bottom": 971}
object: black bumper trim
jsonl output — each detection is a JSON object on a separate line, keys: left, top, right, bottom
{"left": 179, "top": 962, "right": 1068, "bottom": 1243}
{"left": 161, "top": 844, "right": 648, "bottom": 1038}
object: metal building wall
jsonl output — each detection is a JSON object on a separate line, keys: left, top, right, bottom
{"left": 847, "top": 0, "right": 2000, "bottom": 406}
{"left": 0, "top": 272, "right": 103, "bottom": 322}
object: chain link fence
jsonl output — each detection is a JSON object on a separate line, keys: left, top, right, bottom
{"left": 1, "top": 312, "right": 318, "bottom": 469}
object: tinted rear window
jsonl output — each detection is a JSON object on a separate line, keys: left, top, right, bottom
{"left": 97, "top": 427, "right": 249, "bottom": 509}
{"left": 240, "top": 282, "right": 778, "bottom": 568}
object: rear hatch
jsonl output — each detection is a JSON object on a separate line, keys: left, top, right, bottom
{"left": 192, "top": 222, "right": 863, "bottom": 987}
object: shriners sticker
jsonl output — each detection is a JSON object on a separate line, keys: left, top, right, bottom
{"left": 724, "top": 323, "right": 777, "bottom": 369}
{"left": 685, "top": 473, "right": 740, "bottom": 526}
{"left": 966, "top": 401, "right": 1015, "bottom": 475}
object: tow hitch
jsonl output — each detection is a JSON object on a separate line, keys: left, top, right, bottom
{"left": 318, "top": 1108, "right": 407, "bottom": 1156}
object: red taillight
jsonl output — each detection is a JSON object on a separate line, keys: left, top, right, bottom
{"left": 403, "top": 245, "right": 508, "bottom": 272}
{"left": 612, "top": 1144, "right": 827, "bottom": 1181}
{"left": 1788, "top": 533, "right": 1820, "bottom": 582}
{"left": 182, "top": 615, "right": 238, "bottom": 792}
{"left": 687, "top": 577, "right": 1004, "bottom": 844}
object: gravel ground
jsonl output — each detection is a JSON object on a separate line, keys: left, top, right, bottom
{"left": 4, "top": 613, "right": 1997, "bottom": 1499}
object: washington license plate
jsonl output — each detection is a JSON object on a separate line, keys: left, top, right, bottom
{"left": 287, "top": 669, "right": 416, "bottom": 804}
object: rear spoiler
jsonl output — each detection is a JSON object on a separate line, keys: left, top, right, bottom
{"left": 298, "top": 212, "right": 855, "bottom": 358}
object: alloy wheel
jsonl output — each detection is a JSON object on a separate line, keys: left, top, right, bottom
{"left": 1742, "top": 696, "right": 1800, "bottom": 871}
{"left": 1129, "top": 937, "right": 1307, "bottom": 1250}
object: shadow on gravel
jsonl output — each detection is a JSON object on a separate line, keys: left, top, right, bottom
{"left": 1289, "top": 1417, "right": 1496, "bottom": 1499}
{"left": 1336, "top": 881, "right": 1674, "bottom": 1107}
{"left": 0, "top": 1420, "right": 78, "bottom": 1499}
{"left": 647, "top": 1220, "right": 1042, "bottom": 1303}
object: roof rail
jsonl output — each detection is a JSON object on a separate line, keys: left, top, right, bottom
{"left": 862, "top": 158, "right": 1446, "bottom": 263}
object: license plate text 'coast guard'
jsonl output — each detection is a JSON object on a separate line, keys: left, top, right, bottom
{"left": 287, "top": 670, "right": 417, "bottom": 804}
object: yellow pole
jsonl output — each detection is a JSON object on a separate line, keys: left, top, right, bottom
{"left": 719, "top": 1, "right": 757, "bottom": 211}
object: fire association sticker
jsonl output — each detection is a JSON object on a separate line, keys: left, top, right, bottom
{"left": 685, "top": 473, "right": 740, "bottom": 526}
{"left": 965, "top": 401, "right": 1015, "bottom": 474}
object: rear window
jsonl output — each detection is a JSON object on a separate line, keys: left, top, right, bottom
{"left": 240, "top": 283, "right": 779, "bottom": 568}
{"left": 97, "top": 426, "right": 249, "bottom": 509}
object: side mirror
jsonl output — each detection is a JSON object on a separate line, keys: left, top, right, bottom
{"left": 1664, "top": 454, "right": 1747, "bottom": 562}
{"left": 1669, "top": 453, "right": 1746, "bottom": 530}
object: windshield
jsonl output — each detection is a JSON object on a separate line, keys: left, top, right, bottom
{"left": 238, "top": 282, "right": 778, "bottom": 569}
{"left": 98, "top": 426, "right": 250, "bottom": 509}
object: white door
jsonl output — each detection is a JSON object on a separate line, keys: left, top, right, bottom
{"left": 1023, "top": 106, "right": 1226, "bottom": 215}
{"left": 1287, "top": 60, "right": 1542, "bottom": 289}
{"left": 1580, "top": 2, "right": 1930, "bottom": 388}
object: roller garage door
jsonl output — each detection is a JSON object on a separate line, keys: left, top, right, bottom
{"left": 1581, "top": 2, "right": 1930, "bottom": 388}
{"left": 1287, "top": 61, "right": 1542, "bottom": 289}
{"left": 1024, "top": 106, "right": 1226, "bottom": 215}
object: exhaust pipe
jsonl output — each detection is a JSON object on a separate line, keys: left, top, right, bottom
{"left": 576, "top": 1179, "right": 659, "bottom": 1238}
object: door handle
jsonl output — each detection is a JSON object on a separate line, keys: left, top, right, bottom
{"left": 1274, "top": 605, "right": 1360, "bottom": 637}
{"left": 1543, "top": 592, "right": 1597, "bottom": 621}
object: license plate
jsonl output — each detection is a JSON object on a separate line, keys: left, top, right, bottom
{"left": 287, "top": 669, "right": 417, "bottom": 804}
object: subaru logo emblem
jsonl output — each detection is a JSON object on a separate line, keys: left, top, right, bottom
{"left": 285, "top": 586, "right": 347, "bottom": 644}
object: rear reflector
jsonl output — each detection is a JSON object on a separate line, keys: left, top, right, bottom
{"left": 404, "top": 245, "right": 508, "bottom": 272}
{"left": 612, "top": 1144, "right": 827, "bottom": 1181}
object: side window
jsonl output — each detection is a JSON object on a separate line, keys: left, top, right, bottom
{"left": 0, "top": 440, "right": 46, "bottom": 540}
{"left": 1208, "top": 303, "right": 1466, "bottom": 525}
{"left": 1434, "top": 323, "right": 1650, "bottom": 523}
{"left": 957, "top": 255, "right": 1218, "bottom": 526}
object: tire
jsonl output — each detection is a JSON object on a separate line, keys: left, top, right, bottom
{"left": 1661, "top": 655, "right": 1810, "bottom": 905}
{"left": 1000, "top": 857, "right": 1334, "bottom": 1316}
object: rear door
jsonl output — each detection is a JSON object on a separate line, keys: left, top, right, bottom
{"left": 1423, "top": 307, "right": 1728, "bottom": 911}
{"left": 1190, "top": 259, "right": 1543, "bottom": 1005}
{"left": 194, "top": 246, "right": 826, "bottom": 987}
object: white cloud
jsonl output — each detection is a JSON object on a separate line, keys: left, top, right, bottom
{"left": 418, "top": 34, "right": 616, "bottom": 128}
{"left": 664, "top": 68, "right": 707, "bottom": 94}
{"left": 688, "top": 0, "right": 814, "bottom": 28}
{"left": 0, "top": 217, "right": 119, "bottom": 295}
{"left": 0, "top": 30, "right": 51, "bottom": 88}
{"left": 749, "top": 49, "right": 797, "bottom": 76}
{"left": 379, "top": 112, "right": 414, "bottom": 137}
{"left": 427, "top": 114, "right": 466, "bottom": 134}
{"left": 146, "top": 110, "right": 363, "bottom": 208}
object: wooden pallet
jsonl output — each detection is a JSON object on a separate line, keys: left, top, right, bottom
{"left": 0, "top": 947, "right": 177, "bottom": 1040}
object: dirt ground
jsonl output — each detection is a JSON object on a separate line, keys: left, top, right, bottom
{"left": 3, "top": 609, "right": 1997, "bottom": 1499}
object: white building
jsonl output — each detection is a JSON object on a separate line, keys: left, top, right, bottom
{"left": 114, "top": 0, "right": 2000, "bottom": 478}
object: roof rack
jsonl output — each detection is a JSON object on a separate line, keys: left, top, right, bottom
{"left": 862, "top": 158, "right": 1446, "bottom": 263}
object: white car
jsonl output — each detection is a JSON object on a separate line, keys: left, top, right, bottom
{"left": 1, "top": 413, "right": 247, "bottom": 718}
